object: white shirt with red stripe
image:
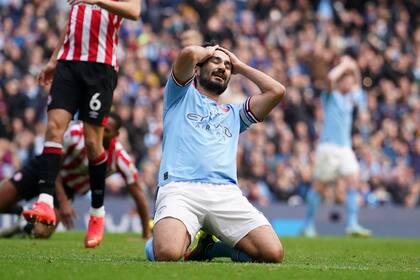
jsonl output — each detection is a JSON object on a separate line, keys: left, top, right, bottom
{"left": 57, "top": 3, "right": 123, "bottom": 70}
{"left": 60, "top": 122, "right": 139, "bottom": 194}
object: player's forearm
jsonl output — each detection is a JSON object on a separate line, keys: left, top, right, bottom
{"left": 97, "top": 0, "right": 141, "bottom": 20}
{"left": 137, "top": 195, "right": 151, "bottom": 237}
{"left": 240, "top": 64, "right": 286, "bottom": 100}
{"left": 327, "top": 62, "right": 348, "bottom": 83}
{"left": 238, "top": 64, "right": 286, "bottom": 121}
{"left": 349, "top": 62, "right": 362, "bottom": 88}
{"left": 186, "top": 46, "right": 215, "bottom": 66}
{"left": 55, "top": 177, "right": 70, "bottom": 205}
{"left": 173, "top": 46, "right": 212, "bottom": 84}
{"left": 140, "top": 208, "right": 151, "bottom": 238}
{"left": 50, "top": 25, "right": 68, "bottom": 63}
{"left": 128, "top": 183, "right": 151, "bottom": 237}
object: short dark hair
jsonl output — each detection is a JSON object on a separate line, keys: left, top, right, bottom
{"left": 108, "top": 112, "right": 122, "bottom": 130}
{"left": 202, "top": 41, "right": 217, "bottom": 48}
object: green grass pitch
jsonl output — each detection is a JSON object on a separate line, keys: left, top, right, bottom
{"left": 0, "top": 232, "right": 419, "bottom": 279}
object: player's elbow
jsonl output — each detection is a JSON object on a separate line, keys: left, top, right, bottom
{"left": 127, "top": 5, "right": 141, "bottom": 20}
{"left": 180, "top": 46, "right": 200, "bottom": 62}
{"left": 274, "top": 84, "right": 286, "bottom": 100}
{"left": 268, "top": 83, "right": 286, "bottom": 105}
{"left": 127, "top": 11, "right": 140, "bottom": 20}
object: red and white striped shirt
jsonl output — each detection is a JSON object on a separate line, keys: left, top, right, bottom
{"left": 60, "top": 122, "right": 139, "bottom": 194}
{"left": 57, "top": 3, "right": 123, "bottom": 70}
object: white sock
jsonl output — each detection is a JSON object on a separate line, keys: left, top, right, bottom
{"left": 90, "top": 206, "right": 105, "bottom": 217}
{"left": 38, "top": 193, "right": 54, "bottom": 208}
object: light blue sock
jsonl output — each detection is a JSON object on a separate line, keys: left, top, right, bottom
{"left": 346, "top": 189, "right": 359, "bottom": 228}
{"left": 206, "top": 241, "right": 253, "bottom": 262}
{"left": 145, "top": 238, "right": 155, "bottom": 261}
{"left": 304, "top": 189, "right": 320, "bottom": 228}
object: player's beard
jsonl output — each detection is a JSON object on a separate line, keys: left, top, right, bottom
{"left": 197, "top": 70, "right": 229, "bottom": 96}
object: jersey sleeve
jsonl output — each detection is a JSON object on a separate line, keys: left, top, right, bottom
{"left": 163, "top": 71, "right": 194, "bottom": 111}
{"left": 115, "top": 149, "right": 139, "bottom": 185}
{"left": 239, "top": 97, "right": 261, "bottom": 133}
{"left": 320, "top": 91, "right": 331, "bottom": 103}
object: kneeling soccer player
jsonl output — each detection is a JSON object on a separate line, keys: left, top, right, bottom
{"left": 145, "top": 43, "right": 286, "bottom": 263}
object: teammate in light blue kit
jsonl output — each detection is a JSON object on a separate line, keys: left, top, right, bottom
{"left": 302, "top": 56, "right": 372, "bottom": 237}
{"left": 145, "top": 44, "right": 286, "bottom": 262}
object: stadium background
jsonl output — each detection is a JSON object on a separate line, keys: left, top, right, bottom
{"left": 0, "top": 0, "right": 419, "bottom": 235}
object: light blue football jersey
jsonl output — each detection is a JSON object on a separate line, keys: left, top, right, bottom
{"left": 158, "top": 73, "right": 258, "bottom": 186}
{"left": 319, "top": 89, "right": 365, "bottom": 147}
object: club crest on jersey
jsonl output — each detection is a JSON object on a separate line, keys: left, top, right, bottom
{"left": 219, "top": 105, "right": 230, "bottom": 113}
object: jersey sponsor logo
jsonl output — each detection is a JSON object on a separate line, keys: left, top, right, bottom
{"left": 186, "top": 112, "right": 232, "bottom": 141}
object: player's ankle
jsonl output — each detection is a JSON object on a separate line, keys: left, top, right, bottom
{"left": 38, "top": 193, "right": 54, "bottom": 208}
{"left": 90, "top": 206, "right": 105, "bottom": 217}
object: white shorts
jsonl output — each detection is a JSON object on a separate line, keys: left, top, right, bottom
{"left": 153, "top": 182, "right": 270, "bottom": 247}
{"left": 314, "top": 143, "right": 360, "bottom": 183}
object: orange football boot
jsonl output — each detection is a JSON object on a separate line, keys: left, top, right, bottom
{"left": 22, "top": 202, "right": 56, "bottom": 226}
{"left": 84, "top": 215, "right": 105, "bottom": 248}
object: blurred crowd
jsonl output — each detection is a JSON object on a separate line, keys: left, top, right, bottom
{"left": 0, "top": 0, "right": 419, "bottom": 208}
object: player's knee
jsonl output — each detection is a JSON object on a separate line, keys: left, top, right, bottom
{"left": 154, "top": 244, "right": 183, "bottom": 261}
{"left": 260, "top": 242, "right": 284, "bottom": 263}
{"left": 45, "top": 119, "right": 65, "bottom": 142}
{"left": 84, "top": 137, "right": 102, "bottom": 158}
{"left": 264, "top": 247, "right": 284, "bottom": 263}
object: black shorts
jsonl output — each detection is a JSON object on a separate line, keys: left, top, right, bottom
{"left": 11, "top": 156, "right": 75, "bottom": 208}
{"left": 48, "top": 60, "right": 118, "bottom": 126}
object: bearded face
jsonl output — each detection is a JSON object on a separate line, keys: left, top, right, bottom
{"left": 196, "top": 50, "right": 232, "bottom": 96}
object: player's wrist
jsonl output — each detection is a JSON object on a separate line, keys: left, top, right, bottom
{"left": 197, "top": 47, "right": 213, "bottom": 63}
{"left": 234, "top": 62, "right": 247, "bottom": 74}
{"left": 95, "top": 0, "right": 104, "bottom": 7}
{"left": 58, "top": 197, "right": 70, "bottom": 206}
{"left": 48, "top": 58, "right": 57, "bottom": 66}
{"left": 196, "top": 45, "right": 218, "bottom": 65}
{"left": 233, "top": 62, "right": 249, "bottom": 76}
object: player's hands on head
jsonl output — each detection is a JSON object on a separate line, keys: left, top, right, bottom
{"left": 58, "top": 200, "right": 77, "bottom": 229}
{"left": 217, "top": 47, "right": 244, "bottom": 74}
{"left": 340, "top": 55, "right": 353, "bottom": 63}
{"left": 38, "top": 60, "right": 57, "bottom": 86}
{"left": 198, "top": 45, "right": 219, "bottom": 64}
{"left": 67, "top": 0, "right": 99, "bottom": 5}
{"left": 340, "top": 55, "right": 358, "bottom": 69}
